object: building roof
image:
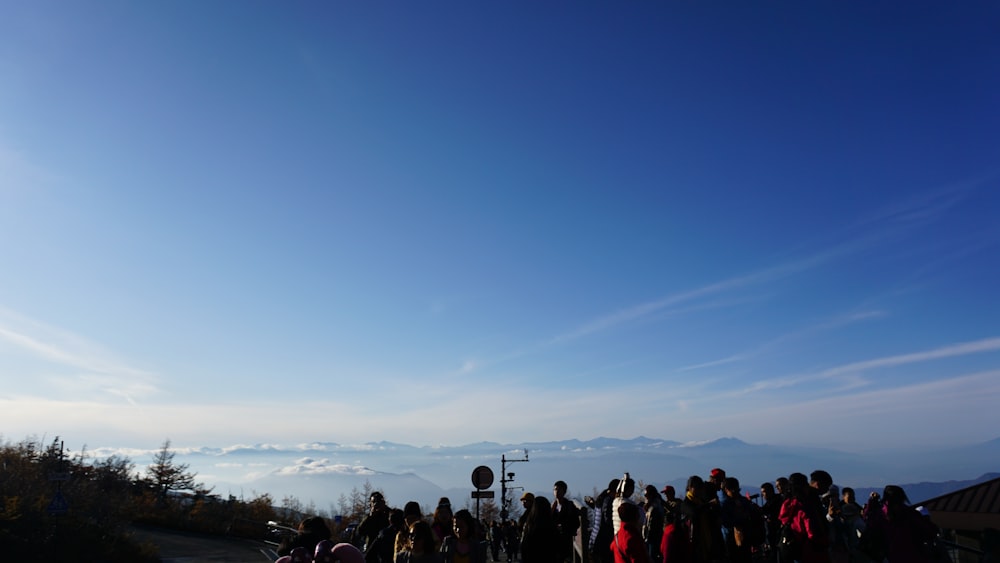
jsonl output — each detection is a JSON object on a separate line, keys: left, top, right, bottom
{"left": 918, "top": 476, "right": 1000, "bottom": 531}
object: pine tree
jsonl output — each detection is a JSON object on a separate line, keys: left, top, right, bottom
{"left": 147, "top": 439, "right": 198, "bottom": 502}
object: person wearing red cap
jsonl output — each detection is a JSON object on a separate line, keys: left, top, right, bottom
{"left": 706, "top": 469, "right": 730, "bottom": 553}
{"left": 708, "top": 468, "right": 727, "bottom": 502}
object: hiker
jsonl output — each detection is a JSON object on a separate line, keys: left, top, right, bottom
{"left": 399, "top": 521, "right": 443, "bottom": 563}
{"left": 643, "top": 485, "right": 665, "bottom": 563}
{"left": 553, "top": 480, "right": 582, "bottom": 563}
{"left": 612, "top": 501, "right": 651, "bottom": 563}
{"left": 440, "top": 509, "right": 488, "bottom": 563}
{"left": 278, "top": 516, "right": 332, "bottom": 558}
{"left": 520, "top": 496, "right": 560, "bottom": 562}
{"left": 778, "top": 473, "right": 831, "bottom": 563}
{"left": 354, "top": 492, "right": 391, "bottom": 552}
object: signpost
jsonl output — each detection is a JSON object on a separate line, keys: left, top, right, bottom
{"left": 471, "top": 465, "right": 495, "bottom": 520}
{"left": 47, "top": 491, "right": 69, "bottom": 515}
{"left": 47, "top": 441, "right": 70, "bottom": 515}
{"left": 472, "top": 466, "right": 494, "bottom": 489}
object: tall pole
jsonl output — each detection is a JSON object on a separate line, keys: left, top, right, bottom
{"left": 498, "top": 449, "right": 529, "bottom": 522}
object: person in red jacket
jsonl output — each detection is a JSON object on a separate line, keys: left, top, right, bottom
{"left": 660, "top": 504, "right": 691, "bottom": 563}
{"left": 778, "top": 473, "right": 831, "bottom": 563}
{"left": 613, "top": 502, "right": 652, "bottom": 563}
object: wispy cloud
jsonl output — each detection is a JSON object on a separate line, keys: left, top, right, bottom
{"left": 451, "top": 248, "right": 846, "bottom": 378}
{"left": 677, "top": 309, "right": 887, "bottom": 373}
{"left": 547, "top": 246, "right": 851, "bottom": 346}
{"left": 819, "top": 337, "right": 1000, "bottom": 379}
{"left": 741, "top": 336, "right": 1000, "bottom": 394}
{"left": 658, "top": 368, "right": 1000, "bottom": 449}
{"left": 0, "top": 307, "right": 158, "bottom": 403}
{"left": 676, "top": 354, "right": 746, "bottom": 373}
{"left": 860, "top": 175, "right": 991, "bottom": 227}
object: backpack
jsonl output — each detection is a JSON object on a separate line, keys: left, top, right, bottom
{"left": 778, "top": 522, "right": 801, "bottom": 561}
{"left": 732, "top": 497, "right": 766, "bottom": 548}
{"left": 808, "top": 500, "right": 831, "bottom": 551}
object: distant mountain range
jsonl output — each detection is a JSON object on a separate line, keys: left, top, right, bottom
{"left": 853, "top": 473, "right": 1000, "bottom": 506}
{"left": 138, "top": 436, "right": 1000, "bottom": 516}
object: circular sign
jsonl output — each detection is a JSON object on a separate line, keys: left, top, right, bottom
{"left": 471, "top": 465, "right": 494, "bottom": 490}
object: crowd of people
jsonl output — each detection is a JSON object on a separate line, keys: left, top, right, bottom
{"left": 273, "top": 468, "right": 949, "bottom": 563}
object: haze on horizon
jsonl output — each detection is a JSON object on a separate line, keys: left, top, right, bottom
{"left": 1, "top": 2, "right": 998, "bottom": 454}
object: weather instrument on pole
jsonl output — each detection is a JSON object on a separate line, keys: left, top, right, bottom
{"left": 499, "top": 449, "right": 529, "bottom": 521}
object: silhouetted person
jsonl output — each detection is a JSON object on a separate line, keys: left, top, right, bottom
{"left": 553, "top": 480, "right": 581, "bottom": 562}
{"left": 278, "top": 516, "right": 332, "bottom": 557}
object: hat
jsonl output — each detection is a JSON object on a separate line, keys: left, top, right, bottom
{"left": 710, "top": 468, "right": 726, "bottom": 479}
{"left": 661, "top": 485, "right": 675, "bottom": 497}
{"left": 520, "top": 492, "right": 534, "bottom": 501}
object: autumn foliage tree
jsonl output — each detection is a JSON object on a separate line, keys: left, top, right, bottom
{"left": 0, "top": 435, "right": 417, "bottom": 561}
{"left": 0, "top": 436, "right": 157, "bottom": 562}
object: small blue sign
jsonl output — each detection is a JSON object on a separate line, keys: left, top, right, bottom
{"left": 47, "top": 491, "right": 69, "bottom": 515}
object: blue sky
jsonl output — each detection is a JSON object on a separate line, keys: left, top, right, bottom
{"left": 1, "top": 1, "right": 998, "bottom": 453}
